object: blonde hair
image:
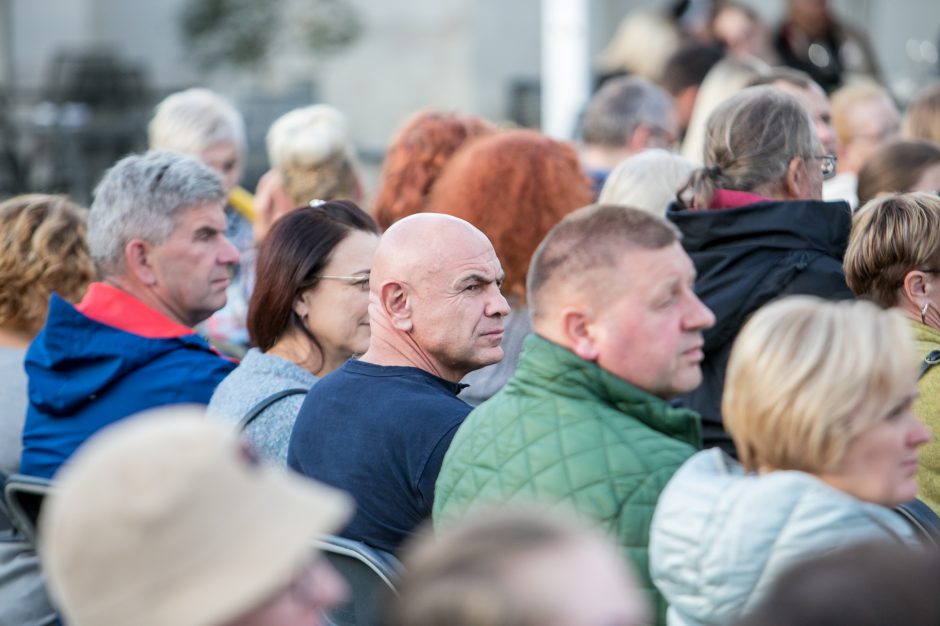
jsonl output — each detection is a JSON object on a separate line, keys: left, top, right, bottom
{"left": 596, "top": 9, "right": 680, "bottom": 81}
{"left": 148, "top": 88, "right": 246, "bottom": 155}
{"left": 724, "top": 296, "right": 917, "bottom": 473}
{"left": 903, "top": 82, "right": 940, "bottom": 145}
{"left": 599, "top": 149, "right": 695, "bottom": 216}
{"left": 831, "top": 82, "right": 894, "bottom": 147}
{"left": 0, "top": 195, "right": 96, "bottom": 336}
{"left": 844, "top": 192, "right": 940, "bottom": 308}
{"left": 265, "top": 104, "right": 359, "bottom": 205}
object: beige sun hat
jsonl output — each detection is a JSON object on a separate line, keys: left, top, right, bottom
{"left": 39, "top": 406, "right": 353, "bottom": 626}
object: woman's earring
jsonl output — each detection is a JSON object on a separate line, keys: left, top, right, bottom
{"left": 922, "top": 301, "right": 930, "bottom": 325}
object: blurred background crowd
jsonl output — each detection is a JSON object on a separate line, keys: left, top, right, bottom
{"left": 0, "top": 0, "right": 936, "bottom": 204}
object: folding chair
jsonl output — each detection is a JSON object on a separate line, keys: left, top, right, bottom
{"left": 314, "top": 535, "right": 400, "bottom": 626}
{"left": 3, "top": 474, "right": 53, "bottom": 548}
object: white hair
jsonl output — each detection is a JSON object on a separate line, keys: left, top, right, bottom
{"left": 148, "top": 88, "right": 246, "bottom": 155}
{"left": 598, "top": 149, "right": 696, "bottom": 216}
{"left": 265, "top": 104, "right": 354, "bottom": 169}
{"left": 88, "top": 151, "right": 226, "bottom": 278}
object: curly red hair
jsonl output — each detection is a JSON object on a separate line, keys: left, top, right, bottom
{"left": 427, "top": 129, "right": 592, "bottom": 304}
{"left": 373, "top": 109, "right": 494, "bottom": 230}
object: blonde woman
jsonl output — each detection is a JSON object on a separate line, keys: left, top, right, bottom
{"left": 253, "top": 104, "right": 362, "bottom": 243}
{"left": 844, "top": 192, "right": 940, "bottom": 513}
{"left": 650, "top": 297, "right": 929, "bottom": 626}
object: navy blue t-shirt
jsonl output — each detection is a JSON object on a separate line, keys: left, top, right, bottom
{"left": 287, "top": 359, "right": 471, "bottom": 554}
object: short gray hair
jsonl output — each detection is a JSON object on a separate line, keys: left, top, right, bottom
{"left": 89, "top": 150, "right": 226, "bottom": 277}
{"left": 679, "top": 86, "right": 818, "bottom": 209}
{"left": 582, "top": 76, "right": 674, "bottom": 147}
{"left": 148, "top": 88, "right": 246, "bottom": 155}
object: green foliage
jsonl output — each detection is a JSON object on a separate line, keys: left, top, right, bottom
{"left": 179, "top": 0, "right": 361, "bottom": 71}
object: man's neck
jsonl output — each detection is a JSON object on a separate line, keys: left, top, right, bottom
{"left": 103, "top": 277, "right": 191, "bottom": 328}
{"left": 359, "top": 329, "right": 461, "bottom": 383}
{"left": 80, "top": 281, "right": 196, "bottom": 339}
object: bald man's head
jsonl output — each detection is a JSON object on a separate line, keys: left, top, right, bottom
{"left": 372, "top": 213, "right": 493, "bottom": 287}
{"left": 365, "top": 213, "right": 511, "bottom": 382}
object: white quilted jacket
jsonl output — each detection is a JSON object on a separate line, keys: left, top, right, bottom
{"left": 649, "top": 448, "right": 918, "bottom": 626}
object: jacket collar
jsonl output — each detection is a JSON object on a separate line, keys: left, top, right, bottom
{"left": 77, "top": 282, "right": 195, "bottom": 339}
{"left": 516, "top": 335, "right": 702, "bottom": 447}
{"left": 706, "top": 188, "right": 772, "bottom": 210}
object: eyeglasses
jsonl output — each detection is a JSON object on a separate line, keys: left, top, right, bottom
{"left": 809, "top": 154, "right": 837, "bottom": 180}
{"left": 315, "top": 274, "right": 370, "bottom": 291}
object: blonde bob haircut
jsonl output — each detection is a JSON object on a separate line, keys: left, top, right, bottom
{"left": 723, "top": 296, "right": 917, "bottom": 474}
{"left": 844, "top": 192, "right": 940, "bottom": 309}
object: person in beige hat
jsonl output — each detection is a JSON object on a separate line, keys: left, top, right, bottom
{"left": 39, "top": 406, "right": 353, "bottom": 626}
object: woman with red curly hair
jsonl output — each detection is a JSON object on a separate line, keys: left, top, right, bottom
{"left": 427, "top": 129, "right": 593, "bottom": 404}
{"left": 372, "top": 109, "right": 494, "bottom": 230}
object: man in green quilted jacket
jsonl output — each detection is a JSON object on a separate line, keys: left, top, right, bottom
{"left": 434, "top": 204, "right": 715, "bottom": 625}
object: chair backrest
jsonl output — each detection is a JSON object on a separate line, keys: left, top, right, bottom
{"left": 894, "top": 498, "right": 940, "bottom": 547}
{"left": 313, "top": 535, "right": 400, "bottom": 626}
{"left": 3, "top": 474, "right": 53, "bottom": 547}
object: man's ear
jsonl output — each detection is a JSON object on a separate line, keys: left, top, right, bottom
{"left": 381, "top": 281, "right": 413, "bottom": 332}
{"left": 125, "top": 239, "right": 157, "bottom": 286}
{"left": 628, "top": 124, "right": 653, "bottom": 152}
{"left": 560, "top": 307, "right": 600, "bottom": 361}
{"left": 784, "top": 156, "right": 804, "bottom": 199}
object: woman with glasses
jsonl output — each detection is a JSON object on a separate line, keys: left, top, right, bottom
{"left": 844, "top": 192, "right": 940, "bottom": 514}
{"left": 666, "top": 85, "right": 853, "bottom": 455}
{"left": 650, "top": 297, "right": 929, "bottom": 626}
{"left": 209, "top": 200, "right": 380, "bottom": 463}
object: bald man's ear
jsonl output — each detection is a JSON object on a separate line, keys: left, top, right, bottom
{"left": 125, "top": 239, "right": 157, "bottom": 286}
{"left": 560, "top": 308, "right": 600, "bottom": 362}
{"left": 380, "top": 281, "right": 413, "bottom": 331}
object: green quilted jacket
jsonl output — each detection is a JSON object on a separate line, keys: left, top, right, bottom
{"left": 434, "top": 335, "right": 702, "bottom": 625}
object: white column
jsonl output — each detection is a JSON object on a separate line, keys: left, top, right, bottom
{"left": 541, "top": 0, "right": 590, "bottom": 140}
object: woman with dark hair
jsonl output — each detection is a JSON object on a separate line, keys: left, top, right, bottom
{"left": 209, "top": 201, "right": 379, "bottom": 462}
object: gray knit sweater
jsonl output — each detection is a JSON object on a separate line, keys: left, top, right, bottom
{"left": 208, "top": 348, "right": 317, "bottom": 464}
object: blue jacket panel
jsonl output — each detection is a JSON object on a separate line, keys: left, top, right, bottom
{"left": 20, "top": 295, "right": 236, "bottom": 479}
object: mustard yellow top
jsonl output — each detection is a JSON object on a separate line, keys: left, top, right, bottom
{"left": 228, "top": 185, "right": 255, "bottom": 223}
{"left": 912, "top": 320, "right": 940, "bottom": 513}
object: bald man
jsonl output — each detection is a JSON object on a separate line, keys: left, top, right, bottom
{"left": 288, "top": 213, "right": 510, "bottom": 554}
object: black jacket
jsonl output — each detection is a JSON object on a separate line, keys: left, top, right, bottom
{"left": 666, "top": 198, "right": 854, "bottom": 454}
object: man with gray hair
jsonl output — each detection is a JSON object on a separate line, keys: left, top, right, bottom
{"left": 19, "top": 150, "right": 239, "bottom": 479}
{"left": 580, "top": 76, "right": 678, "bottom": 196}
